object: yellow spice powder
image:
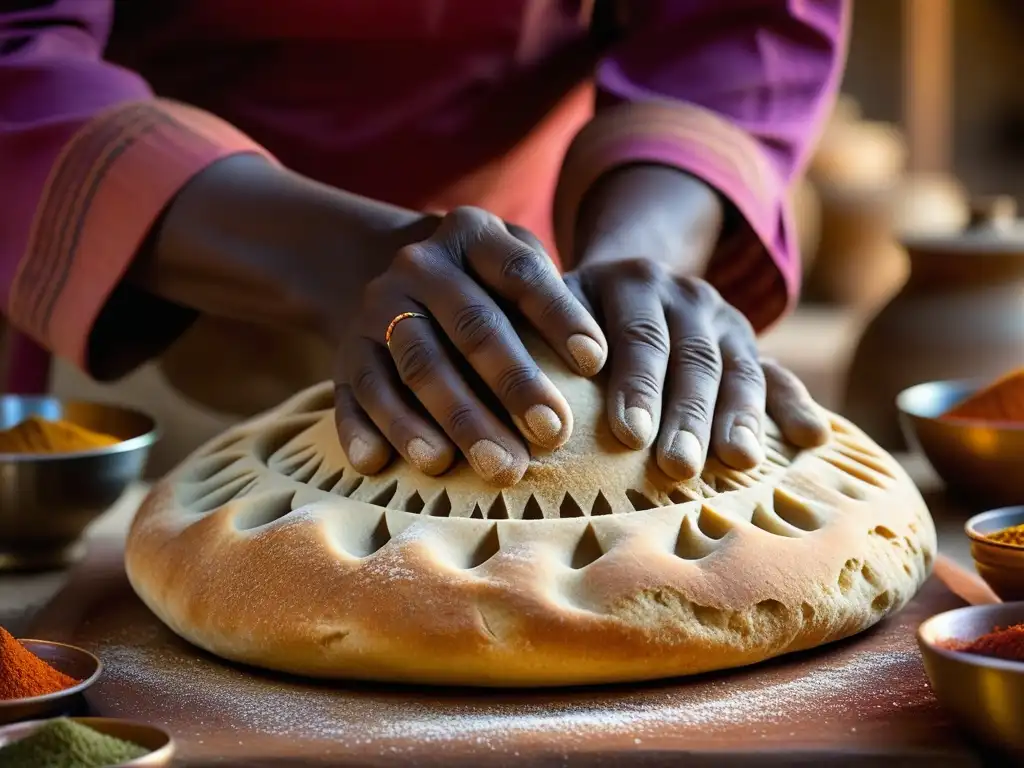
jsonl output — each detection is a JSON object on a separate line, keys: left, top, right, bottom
{"left": 985, "top": 524, "right": 1024, "bottom": 548}
{"left": 0, "top": 415, "right": 119, "bottom": 454}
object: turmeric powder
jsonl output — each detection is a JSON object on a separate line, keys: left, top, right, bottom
{"left": 942, "top": 367, "right": 1024, "bottom": 424}
{"left": 0, "top": 416, "right": 119, "bottom": 454}
{"left": 985, "top": 523, "right": 1024, "bottom": 548}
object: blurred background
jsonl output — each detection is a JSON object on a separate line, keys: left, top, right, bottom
{"left": 36, "top": 0, "right": 1024, "bottom": 473}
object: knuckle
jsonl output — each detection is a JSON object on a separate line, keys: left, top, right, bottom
{"left": 620, "top": 317, "right": 670, "bottom": 357}
{"left": 496, "top": 363, "right": 540, "bottom": 400}
{"left": 540, "top": 290, "right": 577, "bottom": 323}
{"left": 675, "top": 398, "right": 713, "bottom": 427}
{"left": 672, "top": 334, "right": 721, "bottom": 377}
{"left": 500, "top": 246, "right": 547, "bottom": 289}
{"left": 619, "top": 257, "right": 666, "bottom": 285}
{"left": 723, "top": 354, "right": 765, "bottom": 388}
{"left": 393, "top": 337, "right": 439, "bottom": 389}
{"left": 452, "top": 304, "right": 503, "bottom": 354}
{"left": 446, "top": 403, "right": 476, "bottom": 433}
{"left": 394, "top": 243, "right": 439, "bottom": 275}
{"left": 350, "top": 365, "right": 382, "bottom": 402}
{"left": 624, "top": 369, "right": 662, "bottom": 402}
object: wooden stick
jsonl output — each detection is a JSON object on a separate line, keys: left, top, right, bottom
{"left": 902, "top": 0, "right": 954, "bottom": 173}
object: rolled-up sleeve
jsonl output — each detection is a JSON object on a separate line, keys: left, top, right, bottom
{"left": 555, "top": 0, "right": 850, "bottom": 333}
{"left": 0, "top": 1, "right": 272, "bottom": 387}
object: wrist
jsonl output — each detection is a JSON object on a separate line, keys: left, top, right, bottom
{"left": 143, "top": 155, "right": 425, "bottom": 340}
{"left": 572, "top": 164, "right": 724, "bottom": 276}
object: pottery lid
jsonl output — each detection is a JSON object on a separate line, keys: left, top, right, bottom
{"left": 901, "top": 196, "right": 1024, "bottom": 254}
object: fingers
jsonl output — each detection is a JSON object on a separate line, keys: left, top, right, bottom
{"left": 392, "top": 242, "right": 573, "bottom": 450}
{"left": 655, "top": 303, "right": 721, "bottom": 480}
{"left": 762, "top": 358, "right": 831, "bottom": 448}
{"left": 384, "top": 315, "right": 530, "bottom": 486}
{"left": 446, "top": 209, "right": 608, "bottom": 377}
{"left": 710, "top": 327, "right": 766, "bottom": 471}
{"left": 600, "top": 266, "right": 670, "bottom": 450}
{"left": 333, "top": 382, "right": 391, "bottom": 475}
{"left": 341, "top": 338, "right": 456, "bottom": 477}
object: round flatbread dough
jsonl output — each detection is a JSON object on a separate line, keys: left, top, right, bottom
{"left": 126, "top": 334, "right": 935, "bottom": 687}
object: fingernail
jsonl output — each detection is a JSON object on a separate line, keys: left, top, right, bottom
{"left": 406, "top": 437, "right": 447, "bottom": 475}
{"left": 666, "top": 430, "right": 703, "bottom": 478}
{"left": 566, "top": 334, "right": 605, "bottom": 376}
{"left": 623, "top": 406, "right": 654, "bottom": 447}
{"left": 516, "top": 404, "right": 565, "bottom": 447}
{"left": 730, "top": 424, "right": 765, "bottom": 464}
{"left": 347, "top": 436, "right": 377, "bottom": 469}
{"left": 468, "top": 440, "right": 523, "bottom": 486}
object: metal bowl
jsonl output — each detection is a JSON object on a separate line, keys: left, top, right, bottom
{"left": 897, "top": 378, "right": 1024, "bottom": 507}
{"left": 966, "top": 506, "right": 1024, "bottom": 601}
{"left": 0, "top": 397, "right": 158, "bottom": 571}
{"left": 0, "top": 716, "right": 174, "bottom": 765}
{"left": 918, "top": 603, "right": 1024, "bottom": 756}
{"left": 0, "top": 640, "right": 101, "bottom": 724}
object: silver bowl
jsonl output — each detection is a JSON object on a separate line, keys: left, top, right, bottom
{"left": 0, "top": 397, "right": 157, "bottom": 571}
{"left": 897, "top": 378, "right": 1024, "bottom": 507}
{"left": 919, "top": 603, "right": 1024, "bottom": 756}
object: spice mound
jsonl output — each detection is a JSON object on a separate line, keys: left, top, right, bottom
{"left": 983, "top": 523, "right": 1024, "bottom": 548}
{"left": 939, "top": 623, "right": 1024, "bottom": 662}
{"left": 0, "top": 416, "right": 119, "bottom": 454}
{"left": 941, "top": 367, "right": 1024, "bottom": 424}
{"left": 0, "top": 718, "right": 148, "bottom": 768}
{"left": 0, "top": 626, "right": 79, "bottom": 700}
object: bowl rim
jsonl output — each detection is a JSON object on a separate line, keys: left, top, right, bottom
{"left": 896, "top": 377, "right": 1024, "bottom": 430}
{"left": 965, "top": 506, "right": 1024, "bottom": 551}
{"left": 0, "top": 639, "right": 102, "bottom": 708}
{"left": 918, "top": 603, "right": 1024, "bottom": 674}
{"left": 0, "top": 715, "right": 174, "bottom": 765}
{"left": 0, "top": 397, "right": 159, "bottom": 462}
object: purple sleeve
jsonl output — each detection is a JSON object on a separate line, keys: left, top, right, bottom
{"left": 0, "top": 2, "right": 271, "bottom": 390}
{"left": 555, "top": 0, "right": 850, "bottom": 333}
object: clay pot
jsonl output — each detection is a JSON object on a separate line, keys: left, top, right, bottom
{"left": 843, "top": 196, "right": 1024, "bottom": 450}
{"left": 809, "top": 119, "right": 906, "bottom": 191}
{"left": 804, "top": 183, "right": 909, "bottom": 309}
{"left": 790, "top": 176, "right": 822, "bottom": 277}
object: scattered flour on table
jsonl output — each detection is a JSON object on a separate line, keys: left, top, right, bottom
{"left": 93, "top": 632, "right": 929, "bottom": 750}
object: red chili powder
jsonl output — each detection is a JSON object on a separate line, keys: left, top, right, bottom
{"left": 938, "top": 623, "right": 1024, "bottom": 662}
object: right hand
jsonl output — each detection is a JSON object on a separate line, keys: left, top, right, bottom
{"left": 334, "top": 207, "right": 608, "bottom": 487}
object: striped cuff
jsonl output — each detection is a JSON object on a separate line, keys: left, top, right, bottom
{"left": 554, "top": 101, "right": 795, "bottom": 334}
{"left": 8, "top": 100, "right": 276, "bottom": 368}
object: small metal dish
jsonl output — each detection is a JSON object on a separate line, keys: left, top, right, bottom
{"left": 918, "top": 603, "right": 1024, "bottom": 756}
{"left": 0, "top": 396, "right": 158, "bottom": 571}
{"left": 0, "top": 640, "right": 102, "bottom": 724}
{"left": 897, "top": 378, "right": 1024, "bottom": 507}
{"left": 966, "top": 506, "right": 1024, "bottom": 601}
{"left": 0, "top": 716, "right": 174, "bottom": 765}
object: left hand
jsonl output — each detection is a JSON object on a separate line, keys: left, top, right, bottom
{"left": 564, "top": 165, "right": 830, "bottom": 481}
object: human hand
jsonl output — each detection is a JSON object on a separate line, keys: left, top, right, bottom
{"left": 334, "top": 207, "right": 608, "bottom": 487}
{"left": 564, "top": 260, "right": 830, "bottom": 480}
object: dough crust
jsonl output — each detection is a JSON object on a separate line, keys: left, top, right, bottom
{"left": 126, "top": 336, "right": 935, "bottom": 686}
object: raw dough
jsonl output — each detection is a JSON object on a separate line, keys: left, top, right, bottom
{"left": 126, "top": 335, "right": 935, "bottom": 686}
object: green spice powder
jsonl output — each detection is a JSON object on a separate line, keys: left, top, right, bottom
{"left": 0, "top": 718, "right": 148, "bottom": 767}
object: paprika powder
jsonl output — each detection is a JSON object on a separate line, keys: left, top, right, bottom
{"left": 941, "top": 367, "right": 1024, "bottom": 424}
{"left": 0, "top": 626, "right": 80, "bottom": 700}
{"left": 939, "top": 623, "right": 1024, "bottom": 662}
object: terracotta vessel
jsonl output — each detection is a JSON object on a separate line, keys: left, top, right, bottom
{"left": 843, "top": 196, "right": 1024, "bottom": 450}
{"left": 790, "top": 176, "right": 822, "bottom": 277}
{"left": 804, "top": 183, "right": 909, "bottom": 308}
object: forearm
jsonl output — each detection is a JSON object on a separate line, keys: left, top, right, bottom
{"left": 135, "top": 155, "right": 429, "bottom": 341}
{"left": 572, "top": 164, "right": 724, "bottom": 278}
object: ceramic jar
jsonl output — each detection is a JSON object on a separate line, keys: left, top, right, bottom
{"left": 843, "top": 197, "right": 1024, "bottom": 450}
